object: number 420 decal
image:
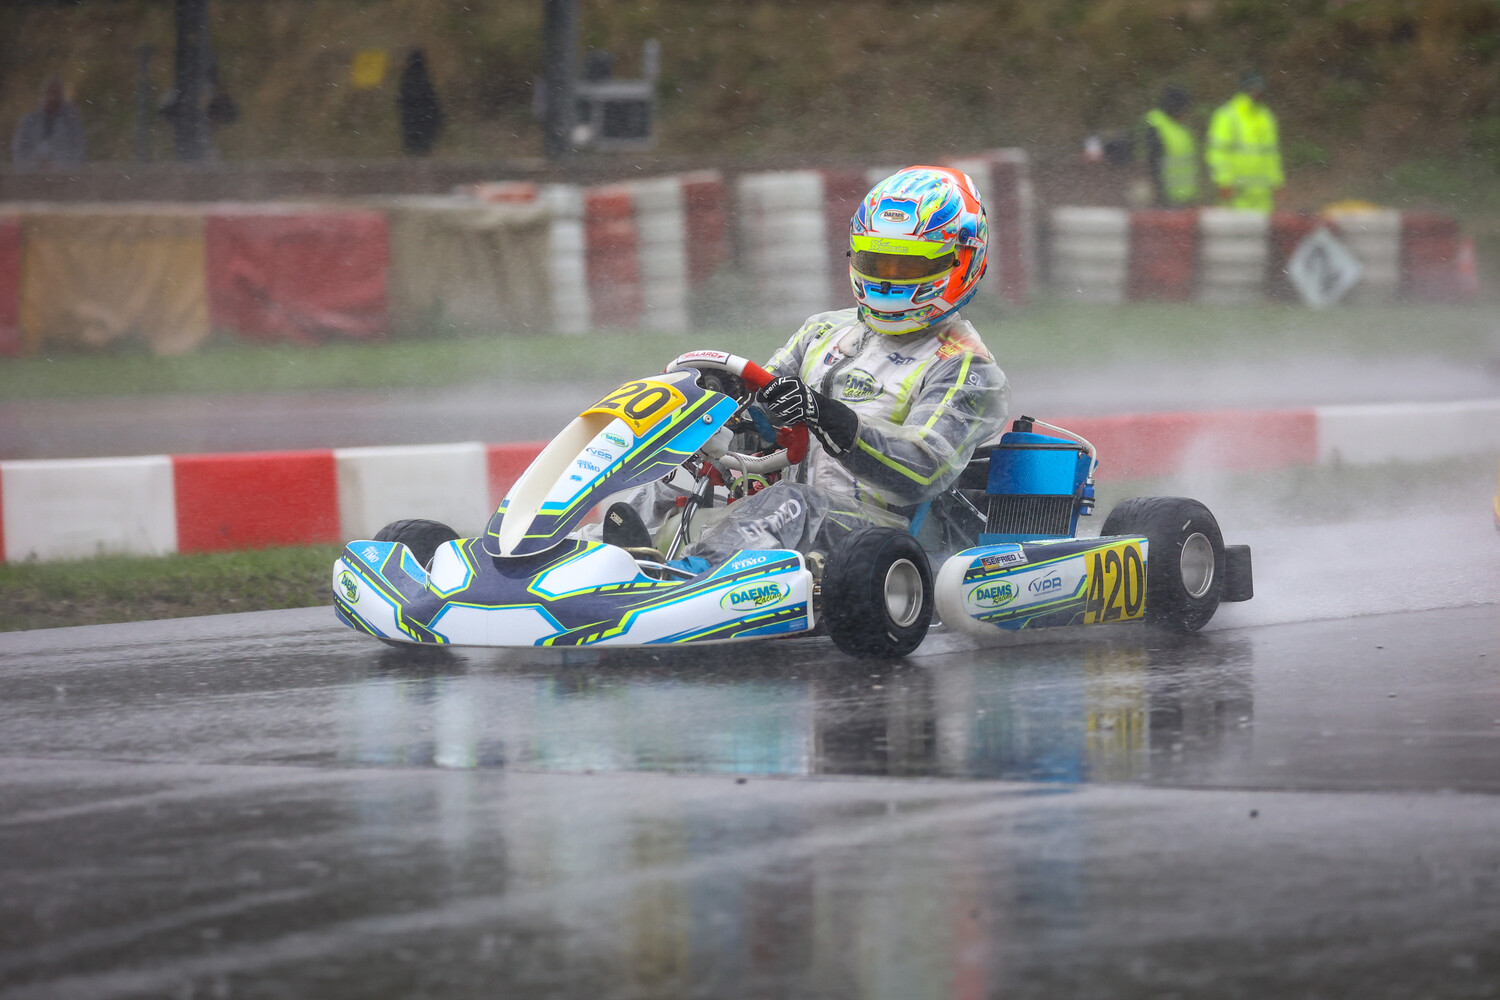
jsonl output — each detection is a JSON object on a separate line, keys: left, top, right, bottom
{"left": 1083, "top": 541, "right": 1146, "bottom": 624}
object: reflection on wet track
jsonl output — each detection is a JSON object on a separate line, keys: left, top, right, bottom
{"left": 1, "top": 538, "right": 1497, "bottom": 996}
{"left": 333, "top": 632, "right": 1258, "bottom": 788}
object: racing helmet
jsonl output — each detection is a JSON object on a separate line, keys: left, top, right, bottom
{"left": 849, "top": 166, "right": 989, "bottom": 336}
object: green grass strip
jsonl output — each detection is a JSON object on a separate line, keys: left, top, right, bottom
{"left": 1, "top": 300, "right": 1494, "bottom": 402}
{"left": 0, "top": 545, "right": 341, "bottom": 633}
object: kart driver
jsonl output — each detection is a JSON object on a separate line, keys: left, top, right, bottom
{"left": 606, "top": 165, "right": 1011, "bottom": 570}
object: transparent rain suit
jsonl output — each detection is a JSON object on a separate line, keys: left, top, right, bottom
{"left": 597, "top": 307, "right": 1010, "bottom": 567}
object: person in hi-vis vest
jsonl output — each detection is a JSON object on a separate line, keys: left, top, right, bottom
{"left": 1140, "top": 85, "right": 1200, "bottom": 207}
{"left": 1206, "top": 70, "right": 1284, "bottom": 212}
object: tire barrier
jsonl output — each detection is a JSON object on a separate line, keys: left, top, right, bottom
{"left": 459, "top": 181, "right": 589, "bottom": 333}
{"left": 5, "top": 399, "right": 1497, "bottom": 563}
{"left": 948, "top": 149, "right": 1036, "bottom": 306}
{"left": 1401, "top": 212, "right": 1464, "bottom": 303}
{"left": 384, "top": 195, "right": 555, "bottom": 336}
{"left": 624, "top": 176, "right": 690, "bottom": 333}
{"left": 205, "top": 206, "right": 389, "bottom": 343}
{"left": 18, "top": 206, "right": 211, "bottom": 355}
{"left": 0, "top": 214, "right": 19, "bottom": 357}
{"left": 1049, "top": 206, "right": 1130, "bottom": 302}
{"left": 583, "top": 186, "right": 645, "bottom": 330}
{"left": 1047, "top": 206, "right": 1475, "bottom": 304}
{"left": 0, "top": 156, "right": 1473, "bottom": 353}
{"left": 1323, "top": 205, "right": 1401, "bottom": 305}
{"left": 1197, "top": 208, "right": 1270, "bottom": 304}
{"left": 738, "top": 169, "right": 832, "bottom": 329}
{"left": 1126, "top": 209, "right": 1198, "bottom": 302}
{"left": 466, "top": 173, "right": 717, "bottom": 334}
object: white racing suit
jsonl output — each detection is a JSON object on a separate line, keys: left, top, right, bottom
{"left": 607, "top": 307, "right": 1010, "bottom": 566}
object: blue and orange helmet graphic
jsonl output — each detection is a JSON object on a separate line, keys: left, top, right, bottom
{"left": 849, "top": 166, "right": 989, "bottom": 335}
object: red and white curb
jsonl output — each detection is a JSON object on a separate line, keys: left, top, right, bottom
{"left": 2, "top": 399, "right": 1496, "bottom": 564}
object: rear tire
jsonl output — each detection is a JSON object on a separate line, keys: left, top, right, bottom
{"left": 373, "top": 518, "right": 460, "bottom": 569}
{"left": 821, "top": 527, "right": 934, "bottom": 659}
{"left": 1101, "top": 497, "right": 1225, "bottom": 632}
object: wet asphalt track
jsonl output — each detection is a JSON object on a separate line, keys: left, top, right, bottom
{"left": 2, "top": 501, "right": 1499, "bottom": 998}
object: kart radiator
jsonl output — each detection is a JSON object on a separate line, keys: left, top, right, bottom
{"left": 985, "top": 494, "right": 1077, "bottom": 538}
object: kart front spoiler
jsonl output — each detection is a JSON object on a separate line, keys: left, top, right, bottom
{"left": 334, "top": 535, "right": 815, "bottom": 648}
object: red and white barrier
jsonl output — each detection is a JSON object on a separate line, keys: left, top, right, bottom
{"left": 1049, "top": 206, "right": 1474, "bottom": 303}
{"left": 3, "top": 401, "right": 1496, "bottom": 564}
{"left": 739, "top": 152, "right": 1038, "bottom": 325}
{"left": 737, "top": 169, "right": 836, "bottom": 329}
{"left": 0, "top": 442, "right": 542, "bottom": 564}
{"left": 948, "top": 149, "right": 1036, "bottom": 306}
{"left": 205, "top": 205, "right": 389, "bottom": 343}
{"left": 463, "top": 173, "right": 726, "bottom": 334}
{"left": 2, "top": 455, "right": 177, "bottom": 562}
{"left": 1049, "top": 206, "right": 1131, "bottom": 302}
{"left": 540, "top": 185, "right": 590, "bottom": 336}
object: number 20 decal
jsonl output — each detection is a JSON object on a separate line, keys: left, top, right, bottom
{"left": 583, "top": 379, "right": 688, "bottom": 436}
{"left": 1084, "top": 542, "right": 1145, "bottom": 624}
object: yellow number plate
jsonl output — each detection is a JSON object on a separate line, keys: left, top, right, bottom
{"left": 582, "top": 379, "right": 688, "bottom": 437}
{"left": 1082, "top": 540, "right": 1147, "bottom": 625}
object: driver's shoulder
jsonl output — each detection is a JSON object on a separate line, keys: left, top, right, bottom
{"left": 931, "top": 316, "right": 996, "bottom": 365}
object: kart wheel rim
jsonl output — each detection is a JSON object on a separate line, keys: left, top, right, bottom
{"left": 884, "top": 558, "right": 924, "bottom": 628}
{"left": 1180, "top": 532, "right": 1215, "bottom": 599}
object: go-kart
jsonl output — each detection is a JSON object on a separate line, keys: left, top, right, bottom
{"left": 332, "top": 350, "right": 1253, "bottom": 658}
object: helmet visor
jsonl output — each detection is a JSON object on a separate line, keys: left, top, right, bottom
{"left": 852, "top": 250, "right": 955, "bottom": 281}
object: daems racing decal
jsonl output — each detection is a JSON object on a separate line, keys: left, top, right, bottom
{"left": 720, "top": 581, "right": 787, "bottom": 612}
{"left": 968, "top": 580, "right": 1017, "bottom": 609}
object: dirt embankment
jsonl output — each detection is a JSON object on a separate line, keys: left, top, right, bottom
{"left": 3, "top": 1, "right": 1495, "bottom": 172}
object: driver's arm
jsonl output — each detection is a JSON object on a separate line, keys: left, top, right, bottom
{"left": 837, "top": 350, "right": 1010, "bottom": 507}
{"left": 762, "top": 310, "right": 850, "bottom": 379}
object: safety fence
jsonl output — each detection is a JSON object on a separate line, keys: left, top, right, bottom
{"left": 1047, "top": 206, "right": 1474, "bottom": 305}
{"left": 3, "top": 397, "right": 1496, "bottom": 563}
{"left": 0, "top": 149, "right": 1035, "bottom": 355}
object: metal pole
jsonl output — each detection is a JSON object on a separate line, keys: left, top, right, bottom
{"left": 172, "top": 0, "right": 209, "bottom": 161}
{"left": 542, "top": 0, "right": 576, "bottom": 162}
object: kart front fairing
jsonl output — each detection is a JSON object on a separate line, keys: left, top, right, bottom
{"left": 332, "top": 364, "right": 817, "bottom": 647}
{"left": 335, "top": 537, "right": 812, "bottom": 646}
{"left": 485, "top": 368, "right": 737, "bottom": 558}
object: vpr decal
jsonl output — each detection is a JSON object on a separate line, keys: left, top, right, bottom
{"left": 1029, "top": 574, "right": 1064, "bottom": 595}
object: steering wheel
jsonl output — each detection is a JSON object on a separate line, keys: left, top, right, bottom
{"left": 665, "top": 350, "right": 809, "bottom": 466}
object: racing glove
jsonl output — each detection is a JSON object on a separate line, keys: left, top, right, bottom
{"left": 757, "top": 375, "right": 858, "bottom": 456}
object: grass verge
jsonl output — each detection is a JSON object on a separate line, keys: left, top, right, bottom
{"left": 2, "top": 300, "right": 1494, "bottom": 402}
{"left": 0, "top": 545, "right": 339, "bottom": 633}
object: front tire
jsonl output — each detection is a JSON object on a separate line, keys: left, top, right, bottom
{"left": 821, "top": 527, "right": 934, "bottom": 659}
{"left": 1101, "top": 497, "right": 1225, "bottom": 632}
{"left": 373, "top": 518, "right": 460, "bottom": 568}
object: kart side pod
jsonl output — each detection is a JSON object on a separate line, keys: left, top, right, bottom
{"left": 935, "top": 417, "right": 1252, "bottom": 635}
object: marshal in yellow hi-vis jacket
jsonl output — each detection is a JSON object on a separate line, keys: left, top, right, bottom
{"left": 1206, "top": 71, "right": 1284, "bottom": 213}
